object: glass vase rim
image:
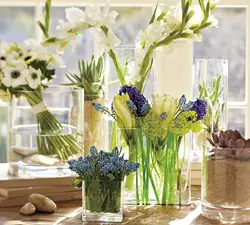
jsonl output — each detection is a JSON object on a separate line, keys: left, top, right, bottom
{"left": 11, "top": 85, "right": 83, "bottom": 94}
{"left": 117, "top": 127, "right": 141, "bottom": 130}
{"left": 115, "top": 45, "right": 135, "bottom": 50}
{"left": 195, "top": 59, "right": 228, "bottom": 63}
{"left": 82, "top": 179, "right": 124, "bottom": 182}
{"left": 84, "top": 93, "right": 104, "bottom": 97}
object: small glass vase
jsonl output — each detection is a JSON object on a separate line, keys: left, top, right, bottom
{"left": 82, "top": 180, "right": 123, "bottom": 223}
{"left": 71, "top": 93, "right": 105, "bottom": 155}
{"left": 8, "top": 86, "right": 84, "bottom": 177}
{"left": 201, "top": 146, "right": 250, "bottom": 224}
{"left": 193, "top": 59, "right": 228, "bottom": 160}
{"left": 117, "top": 128, "right": 191, "bottom": 205}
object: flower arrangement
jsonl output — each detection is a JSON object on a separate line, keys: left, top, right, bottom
{"left": 0, "top": 39, "right": 82, "bottom": 160}
{"left": 93, "top": 85, "right": 207, "bottom": 204}
{"left": 69, "top": 146, "right": 139, "bottom": 214}
{"left": 42, "top": 0, "right": 219, "bottom": 94}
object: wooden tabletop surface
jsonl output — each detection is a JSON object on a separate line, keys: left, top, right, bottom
{"left": 1, "top": 199, "right": 249, "bottom": 225}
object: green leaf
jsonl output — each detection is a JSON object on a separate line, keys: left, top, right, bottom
{"left": 181, "top": 0, "right": 186, "bottom": 11}
{"left": 198, "top": 0, "right": 205, "bottom": 14}
{"left": 42, "top": 37, "right": 61, "bottom": 46}
{"left": 157, "top": 12, "right": 167, "bottom": 22}
{"left": 182, "top": 1, "right": 190, "bottom": 21}
{"left": 72, "top": 178, "right": 83, "bottom": 188}
{"left": 57, "top": 40, "right": 68, "bottom": 53}
{"left": 37, "top": 21, "right": 48, "bottom": 38}
{"left": 198, "top": 22, "right": 213, "bottom": 30}
{"left": 185, "top": 10, "right": 195, "bottom": 23}
{"left": 149, "top": 2, "right": 159, "bottom": 24}
{"left": 107, "top": 173, "right": 116, "bottom": 181}
{"left": 211, "top": 3, "right": 217, "bottom": 10}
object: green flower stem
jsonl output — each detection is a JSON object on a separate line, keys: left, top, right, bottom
{"left": 84, "top": 180, "right": 122, "bottom": 213}
{"left": 135, "top": 132, "right": 140, "bottom": 205}
{"left": 125, "top": 142, "right": 137, "bottom": 189}
{"left": 134, "top": 33, "right": 182, "bottom": 93}
{"left": 108, "top": 49, "right": 126, "bottom": 86}
{"left": 138, "top": 130, "right": 160, "bottom": 204}
{"left": 21, "top": 87, "right": 82, "bottom": 160}
{"left": 161, "top": 143, "right": 169, "bottom": 205}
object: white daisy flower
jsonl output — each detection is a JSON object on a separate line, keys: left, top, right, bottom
{"left": 0, "top": 42, "right": 10, "bottom": 69}
{"left": 2, "top": 60, "right": 29, "bottom": 87}
{"left": 26, "top": 67, "right": 42, "bottom": 89}
{"left": 21, "top": 39, "right": 50, "bottom": 63}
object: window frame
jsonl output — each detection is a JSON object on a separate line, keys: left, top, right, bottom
{"left": 0, "top": 0, "right": 249, "bottom": 136}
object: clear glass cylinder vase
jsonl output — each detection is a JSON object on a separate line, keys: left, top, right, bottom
{"left": 201, "top": 146, "right": 250, "bottom": 224}
{"left": 194, "top": 59, "right": 228, "bottom": 133}
{"left": 105, "top": 45, "right": 155, "bottom": 99}
{"left": 71, "top": 93, "right": 105, "bottom": 156}
{"left": 193, "top": 59, "right": 228, "bottom": 161}
{"left": 8, "top": 85, "right": 84, "bottom": 177}
{"left": 82, "top": 180, "right": 123, "bottom": 223}
{"left": 117, "top": 128, "right": 191, "bottom": 205}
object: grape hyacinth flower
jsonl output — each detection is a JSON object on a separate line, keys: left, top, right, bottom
{"left": 190, "top": 99, "right": 207, "bottom": 121}
{"left": 119, "top": 85, "right": 149, "bottom": 117}
{"left": 68, "top": 146, "right": 140, "bottom": 181}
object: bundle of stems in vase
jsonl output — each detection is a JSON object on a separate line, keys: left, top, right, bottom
{"left": 93, "top": 85, "right": 208, "bottom": 204}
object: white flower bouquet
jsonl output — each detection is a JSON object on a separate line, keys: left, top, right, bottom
{"left": 0, "top": 39, "right": 82, "bottom": 160}
{"left": 43, "top": 0, "right": 219, "bottom": 93}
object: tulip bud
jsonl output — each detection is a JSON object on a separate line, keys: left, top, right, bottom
{"left": 113, "top": 93, "right": 135, "bottom": 129}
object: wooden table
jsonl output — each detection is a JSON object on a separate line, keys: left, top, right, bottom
{"left": 1, "top": 199, "right": 249, "bottom": 225}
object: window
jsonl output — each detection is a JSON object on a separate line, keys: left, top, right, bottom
{"left": 0, "top": 0, "right": 249, "bottom": 163}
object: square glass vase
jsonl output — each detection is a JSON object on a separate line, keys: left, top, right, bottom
{"left": 82, "top": 180, "right": 123, "bottom": 223}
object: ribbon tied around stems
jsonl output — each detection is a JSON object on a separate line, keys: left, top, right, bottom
{"left": 32, "top": 101, "right": 48, "bottom": 114}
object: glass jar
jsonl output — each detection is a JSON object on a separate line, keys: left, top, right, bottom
{"left": 8, "top": 86, "right": 84, "bottom": 177}
{"left": 194, "top": 59, "right": 228, "bottom": 133}
{"left": 202, "top": 146, "right": 250, "bottom": 223}
{"left": 71, "top": 93, "right": 105, "bottom": 156}
{"left": 193, "top": 59, "right": 228, "bottom": 160}
{"left": 82, "top": 180, "right": 123, "bottom": 223}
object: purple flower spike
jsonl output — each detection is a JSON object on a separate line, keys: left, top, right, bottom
{"left": 190, "top": 99, "right": 207, "bottom": 121}
{"left": 119, "top": 85, "right": 148, "bottom": 117}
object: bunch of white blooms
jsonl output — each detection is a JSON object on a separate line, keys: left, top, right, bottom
{"left": 127, "top": 0, "right": 219, "bottom": 86}
{"left": 0, "top": 39, "right": 62, "bottom": 98}
{"left": 45, "top": 2, "right": 120, "bottom": 57}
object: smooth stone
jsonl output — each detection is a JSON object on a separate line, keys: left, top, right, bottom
{"left": 30, "top": 155, "right": 61, "bottom": 166}
{"left": 13, "top": 147, "right": 38, "bottom": 156}
{"left": 20, "top": 202, "right": 36, "bottom": 215}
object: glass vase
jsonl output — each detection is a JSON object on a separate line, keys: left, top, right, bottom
{"left": 82, "top": 180, "right": 123, "bottom": 223}
{"left": 71, "top": 93, "right": 105, "bottom": 155}
{"left": 8, "top": 86, "right": 84, "bottom": 177}
{"left": 105, "top": 45, "right": 155, "bottom": 100}
{"left": 201, "top": 146, "right": 250, "bottom": 224}
{"left": 193, "top": 59, "right": 228, "bottom": 160}
{"left": 117, "top": 128, "right": 191, "bottom": 205}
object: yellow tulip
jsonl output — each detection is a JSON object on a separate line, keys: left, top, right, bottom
{"left": 151, "top": 94, "right": 178, "bottom": 130}
{"left": 113, "top": 93, "right": 135, "bottom": 129}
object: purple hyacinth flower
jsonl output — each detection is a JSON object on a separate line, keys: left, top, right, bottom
{"left": 190, "top": 99, "right": 207, "bottom": 121}
{"left": 119, "top": 85, "right": 148, "bottom": 117}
